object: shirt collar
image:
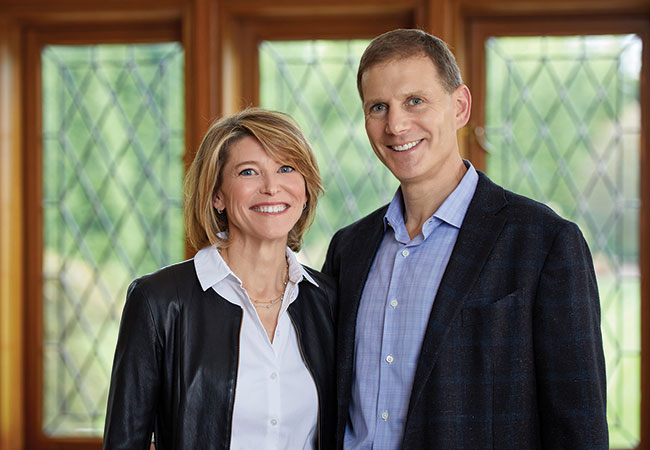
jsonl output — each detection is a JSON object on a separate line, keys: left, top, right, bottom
{"left": 383, "top": 160, "right": 479, "bottom": 238}
{"left": 194, "top": 243, "right": 318, "bottom": 292}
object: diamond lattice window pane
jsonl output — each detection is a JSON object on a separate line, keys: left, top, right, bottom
{"left": 485, "top": 34, "right": 641, "bottom": 448}
{"left": 259, "top": 40, "right": 398, "bottom": 267}
{"left": 41, "top": 43, "right": 185, "bottom": 436}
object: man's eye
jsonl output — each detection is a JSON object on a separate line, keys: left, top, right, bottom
{"left": 408, "top": 98, "right": 423, "bottom": 106}
{"left": 279, "top": 165, "right": 295, "bottom": 173}
{"left": 370, "top": 104, "right": 386, "bottom": 112}
{"left": 239, "top": 168, "right": 255, "bottom": 176}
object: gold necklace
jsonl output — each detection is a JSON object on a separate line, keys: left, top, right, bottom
{"left": 250, "top": 265, "right": 289, "bottom": 309}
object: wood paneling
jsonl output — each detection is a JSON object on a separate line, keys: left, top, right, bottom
{"left": 0, "top": 16, "right": 25, "bottom": 450}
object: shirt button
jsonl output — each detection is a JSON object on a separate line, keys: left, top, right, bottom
{"left": 270, "top": 372, "right": 277, "bottom": 380}
{"left": 381, "top": 410, "right": 389, "bottom": 421}
{"left": 270, "top": 418, "right": 278, "bottom": 426}
{"left": 390, "top": 299, "right": 398, "bottom": 308}
{"left": 401, "top": 249, "right": 410, "bottom": 257}
{"left": 385, "top": 355, "right": 394, "bottom": 364}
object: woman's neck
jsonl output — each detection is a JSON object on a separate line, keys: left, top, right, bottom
{"left": 219, "top": 237, "right": 289, "bottom": 299}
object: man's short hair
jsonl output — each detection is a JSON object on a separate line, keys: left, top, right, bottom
{"left": 357, "top": 28, "right": 463, "bottom": 99}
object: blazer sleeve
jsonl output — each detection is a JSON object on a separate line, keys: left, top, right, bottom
{"left": 103, "top": 280, "right": 162, "bottom": 450}
{"left": 533, "top": 222, "right": 608, "bottom": 449}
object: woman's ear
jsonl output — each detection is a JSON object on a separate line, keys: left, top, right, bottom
{"left": 213, "top": 192, "right": 224, "bottom": 212}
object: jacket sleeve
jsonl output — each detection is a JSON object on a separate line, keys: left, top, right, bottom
{"left": 321, "top": 230, "right": 341, "bottom": 280}
{"left": 534, "top": 222, "right": 609, "bottom": 448}
{"left": 103, "top": 280, "right": 162, "bottom": 450}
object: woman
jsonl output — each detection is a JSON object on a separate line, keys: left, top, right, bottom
{"left": 103, "top": 108, "right": 335, "bottom": 450}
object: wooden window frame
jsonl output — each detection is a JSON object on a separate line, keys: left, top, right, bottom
{"left": 24, "top": 23, "right": 185, "bottom": 450}
{"left": 215, "top": 0, "right": 423, "bottom": 113}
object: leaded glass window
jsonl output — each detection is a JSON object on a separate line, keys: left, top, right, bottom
{"left": 484, "top": 34, "right": 641, "bottom": 448}
{"left": 41, "top": 42, "right": 185, "bottom": 436}
{"left": 259, "top": 40, "right": 397, "bottom": 267}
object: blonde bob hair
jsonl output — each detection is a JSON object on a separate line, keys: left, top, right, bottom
{"left": 184, "top": 108, "right": 323, "bottom": 252}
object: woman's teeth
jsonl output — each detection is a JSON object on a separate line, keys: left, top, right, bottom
{"left": 253, "top": 204, "right": 288, "bottom": 213}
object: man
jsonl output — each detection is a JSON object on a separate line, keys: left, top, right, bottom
{"left": 322, "top": 29, "right": 608, "bottom": 449}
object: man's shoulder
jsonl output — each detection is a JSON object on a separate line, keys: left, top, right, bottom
{"left": 332, "top": 204, "right": 388, "bottom": 240}
{"left": 477, "top": 171, "right": 574, "bottom": 229}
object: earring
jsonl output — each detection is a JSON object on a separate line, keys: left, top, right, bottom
{"left": 217, "top": 208, "right": 224, "bottom": 214}
{"left": 303, "top": 203, "right": 307, "bottom": 210}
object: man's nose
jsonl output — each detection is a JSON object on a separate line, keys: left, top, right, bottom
{"left": 385, "top": 108, "right": 409, "bottom": 135}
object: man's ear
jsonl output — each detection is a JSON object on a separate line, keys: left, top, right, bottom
{"left": 454, "top": 84, "right": 472, "bottom": 130}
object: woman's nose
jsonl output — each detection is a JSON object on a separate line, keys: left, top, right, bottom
{"left": 261, "top": 173, "right": 280, "bottom": 195}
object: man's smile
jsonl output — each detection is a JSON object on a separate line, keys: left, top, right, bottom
{"left": 389, "top": 139, "right": 422, "bottom": 152}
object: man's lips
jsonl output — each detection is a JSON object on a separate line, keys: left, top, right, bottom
{"left": 389, "top": 139, "right": 422, "bottom": 152}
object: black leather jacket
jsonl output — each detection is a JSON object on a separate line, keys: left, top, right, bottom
{"left": 103, "top": 259, "right": 336, "bottom": 450}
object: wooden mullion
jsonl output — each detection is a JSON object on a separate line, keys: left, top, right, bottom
{"left": 24, "top": 26, "right": 46, "bottom": 450}
{"left": 640, "top": 18, "right": 650, "bottom": 450}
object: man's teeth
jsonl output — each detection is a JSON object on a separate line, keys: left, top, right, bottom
{"left": 254, "top": 204, "right": 288, "bottom": 213}
{"left": 392, "top": 140, "right": 421, "bottom": 151}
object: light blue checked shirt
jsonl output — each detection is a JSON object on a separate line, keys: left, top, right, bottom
{"left": 344, "top": 161, "right": 478, "bottom": 450}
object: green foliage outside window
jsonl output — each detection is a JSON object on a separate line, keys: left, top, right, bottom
{"left": 41, "top": 43, "right": 185, "bottom": 436}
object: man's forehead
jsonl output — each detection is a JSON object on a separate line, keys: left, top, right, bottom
{"left": 361, "top": 56, "right": 442, "bottom": 100}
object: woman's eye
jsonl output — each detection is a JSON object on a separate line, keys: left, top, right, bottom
{"left": 279, "top": 165, "right": 295, "bottom": 173}
{"left": 408, "top": 98, "right": 423, "bottom": 106}
{"left": 239, "top": 168, "right": 255, "bottom": 176}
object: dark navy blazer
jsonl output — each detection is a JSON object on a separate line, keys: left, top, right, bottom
{"left": 323, "top": 171, "right": 608, "bottom": 450}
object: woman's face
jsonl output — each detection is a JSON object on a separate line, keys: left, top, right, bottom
{"left": 213, "top": 135, "right": 308, "bottom": 246}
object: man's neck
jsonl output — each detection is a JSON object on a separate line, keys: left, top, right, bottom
{"left": 400, "top": 159, "right": 467, "bottom": 239}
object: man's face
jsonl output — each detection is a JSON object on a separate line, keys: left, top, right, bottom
{"left": 360, "top": 55, "right": 471, "bottom": 187}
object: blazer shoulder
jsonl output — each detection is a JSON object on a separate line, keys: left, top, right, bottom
{"left": 332, "top": 204, "right": 388, "bottom": 241}
{"left": 478, "top": 172, "right": 575, "bottom": 231}
{"left": 502, "top": 188, "right": 576, "bottom": 230}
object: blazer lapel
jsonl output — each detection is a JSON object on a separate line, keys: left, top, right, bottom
{"left": 336, "top": 206, "right": 387, "bottom": 438}
{"left": 406, "top": 172, "right": 508, "bottom": 419}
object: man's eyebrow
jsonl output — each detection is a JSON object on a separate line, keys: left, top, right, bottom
{"left": 363, "top": 91, "right": 429, "bottom": 109}
{"left": 363, "top": 99, "right": 381, "bottom": 109}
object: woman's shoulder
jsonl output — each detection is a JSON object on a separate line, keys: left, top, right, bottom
{"left": 127, "top": 259, "right": 199, "bottom": 301}
{"left": 301, "top": 265, "right": 335, "bottom": 292}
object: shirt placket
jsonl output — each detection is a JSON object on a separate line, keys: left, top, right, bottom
{"left": 266, "top": 316, "right": 285, "bottom": 449}
{"left": 375, "top": 243, "right": 411, "bottom": 440}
